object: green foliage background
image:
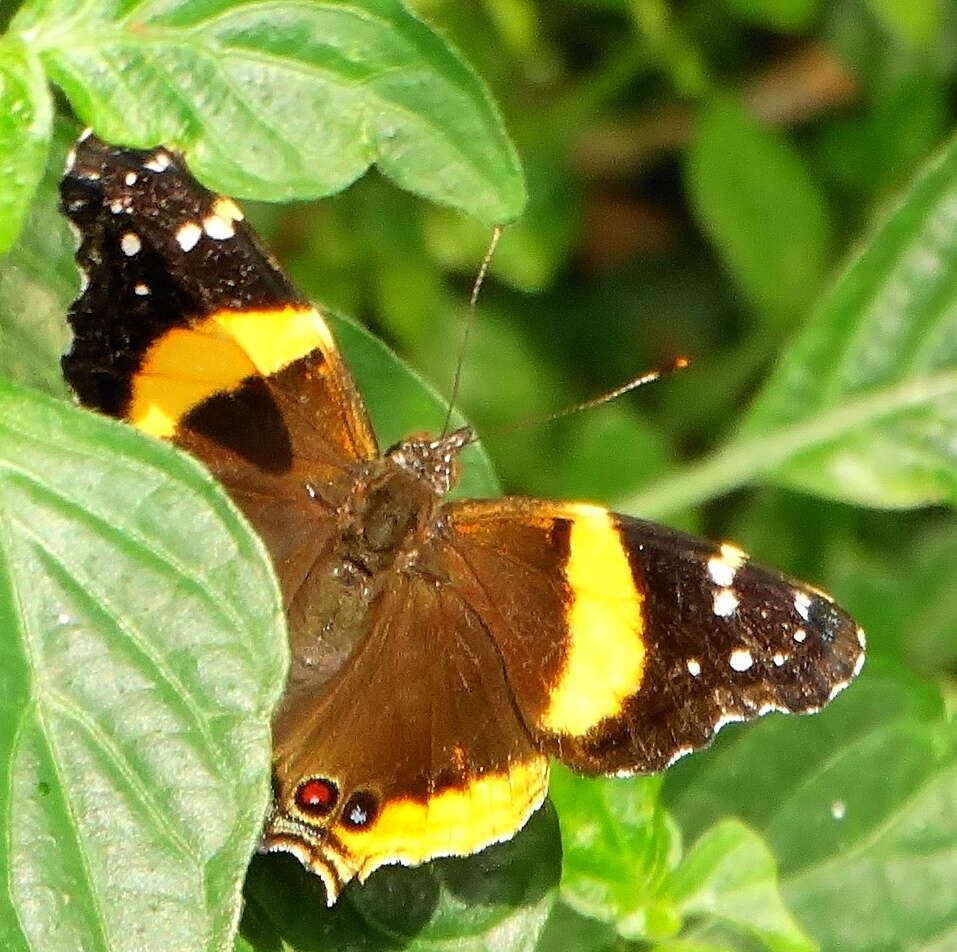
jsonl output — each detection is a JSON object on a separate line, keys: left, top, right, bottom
{"left": 1, "top": 0, "right": 956, "bottom": 950}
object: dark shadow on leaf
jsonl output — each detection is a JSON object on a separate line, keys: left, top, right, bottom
{"left": 241, "top": 799, "right": 561, "bottom": 950}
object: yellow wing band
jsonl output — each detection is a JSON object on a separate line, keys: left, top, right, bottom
{"left": 128, "top": 305, "right": 336, "bottom": 437}
{"left": 541, "top": 504, "right": 646, "bottom": 736}
{"left": 336, "top": 756, "right": 549, "bottom": 882}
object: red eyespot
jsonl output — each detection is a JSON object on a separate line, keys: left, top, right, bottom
{"left": 295, "top": 778, "right": 338, "bottom": 816}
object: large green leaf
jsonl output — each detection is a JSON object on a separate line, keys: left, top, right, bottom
{"left": 665, "top": 666, "right": 957, "bottom": 951}
{"left": 0, "top": 38, "right": 52, "bottom": 255}
{"left": 10, "top": 0, "right": 525, "bottom": 224}
{"left": 622, "top": 125, "right": 957, "bottom": 518}
{"left": 0, "top": 377, "right": 288, "bottom": 952}
{"left": 686, "top": 96, "right": 831, "bottom": 326}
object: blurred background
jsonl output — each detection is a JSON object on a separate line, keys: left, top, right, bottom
{"left": 244, "top": 0, "right": 957, "bottom": 688}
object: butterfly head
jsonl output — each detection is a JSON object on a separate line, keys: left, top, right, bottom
{"left": 386, "top": 425, "right": 473, "bottom": 496}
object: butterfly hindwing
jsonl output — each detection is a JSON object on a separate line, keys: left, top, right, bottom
{"left": 267, "top": 567, "right": 549, "bottom": 902}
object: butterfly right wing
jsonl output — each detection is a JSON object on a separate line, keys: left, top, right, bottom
{"left": 61, "top": 133, "right": 379, "bottom": 597}
{"left": 442, "top": 498, "right": 865, "bottom": 775}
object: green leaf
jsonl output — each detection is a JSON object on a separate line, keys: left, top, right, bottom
{"left": 665, "top": 666, "right": 957, "bottom": 952}
{"left": 686, "top": 95, "right": 831, "bottom": 325}
{"left": 722, "top": 0, "right": 820, "bottom": 33}
{"left": 240, "top": 798, "right": 561, "bottom": 951}
{"left": 0, "top": 38, "right": 52, "bottom": 255}
{"left": 664, "top": 820, "right": 814, "bottom": 952}
{"left": 0, "top": 121, "right": 74, "bottom": 398}
{"left": 621, "top": 124, "right": 957, "bottom": 519}
{"left": 13, "top": 0, "right": 525, "bottom": 224}
{"left": 550, "top": 767, "right": 681, "bottom": 941}
{"left": 741, "top": 122, "right": 957, "bottom": 508}
{"left": 0, "top": 377, "right": 287, "bottom": 952}
{"left": 866, "top": 0, "right": 940, "bottom": 47}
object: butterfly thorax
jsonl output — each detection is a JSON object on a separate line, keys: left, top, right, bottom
{"left": 279, "top": 426, "right": 472, "bottom": 705}
{"left": 335, "top": 426, "right": 471, "bottom": 571}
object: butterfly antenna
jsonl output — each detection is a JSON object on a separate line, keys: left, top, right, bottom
{"left": 442, "top": 225, "right": 503, "bottom": 436}
{"left": 493, "top": 356, "right": 690, "bottom": 436}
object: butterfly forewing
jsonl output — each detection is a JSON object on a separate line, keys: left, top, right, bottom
{"left": 61, "top": 133, "right": 378, "bottom": 479}
{"left": 444, "top": 499, "right": 865, "bottom": 774}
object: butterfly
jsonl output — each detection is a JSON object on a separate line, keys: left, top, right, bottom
{"left": 60, "top": 132, "right": 865, "bottom": 904}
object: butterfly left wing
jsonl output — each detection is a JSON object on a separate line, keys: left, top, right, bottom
{"left": 441, "top": 498, "right": 865, "bottom": 775}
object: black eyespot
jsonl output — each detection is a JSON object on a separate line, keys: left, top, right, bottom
{"left": 295, "top": 778, "right": 339, "bottom": 817}
{"left": 342, "top": 790, "right": 379, "bottom": 829}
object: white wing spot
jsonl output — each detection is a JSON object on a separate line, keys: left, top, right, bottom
{"left": 853, "top": 651, "right": 866, "bottom": 677}
{"left": 144, "top": 151, "right": 171, "bottom": 172}
{"left": 203, "top": 213, "right": 235, "bottom": 240}
{"left": 707, "top": 542, "right": 748, "bottom": 587}
{"left": 857, "top": 627, "right": 867, "bottom": 650}
{"left": 686, "top": 658, "right": 701, "bottom": 677}
{"left": 134, "top": 283, "right": 150, "bottom": 296}
{"left": 772, "top": 652, "right": 786, "bottom": 666}
{"left": 176, "top": 222, "right": 202, "bottom": 252}
{"left": 793, "top": 628, "right": 807, "bottom": 643}
{"left": 712, "top": 588, "right": 739, "bottom": 617}
{"left": 794, "top": 591, "right": 811, "bottom": 621}
{"left": 213, "top": 197, "right": 244, "bottom": 221}
{"left": 120, "top": 232, "right": 141, "bottom": 256}
{"left": 125, "top": 171, "right": 138, "bottom": 186}
{"left": 707, "top": 557, "right": 734, "bottom": 587}
{"left": 729, "top": 648, "right": 753, "bottom": 672}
